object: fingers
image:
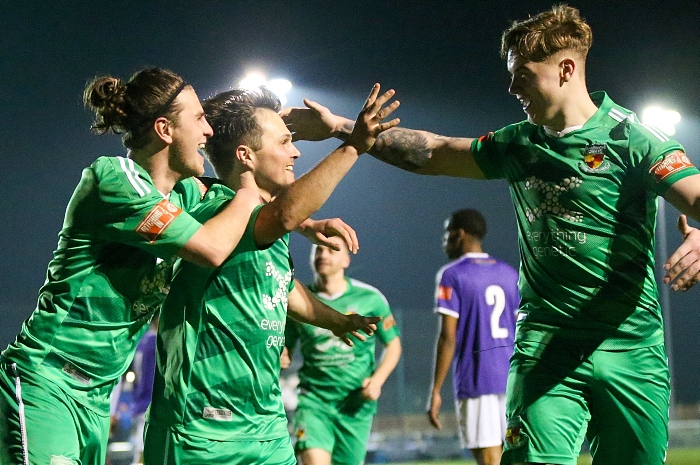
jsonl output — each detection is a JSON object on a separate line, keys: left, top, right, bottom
{"left": 340, "top": 334, "right": 354, "bottom": 347}
{"left": 351, "top": 330, "right": 367, "bottom": 342}
{"left": 427, "top": 411, "right": 442, "bottom": 430}
{"left": 678, "top": 214, "right": 692, "bottom": 236}
{"left": 377, "top": 117, "right": 401, "bottom": 132}
{"left": 364, "top": 83, "right": 381, "bottom": 109}
{"left": 303, "top": 98, "right": 325, "bottom": 114}
{"left": 328, "top": 218, "right": 359, "bottom": 254}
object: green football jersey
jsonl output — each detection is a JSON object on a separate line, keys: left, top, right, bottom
{"left": 285, "top": 278, "right": 399, "bottom": 405}
{"left": 471, "top": 92, "right": 697, "bottom": 349}
{"left": 149, "top": 184, "right": 294, "bottom": 442}
{"left": 1, "top": 156, "right": 202, "bottom": 414}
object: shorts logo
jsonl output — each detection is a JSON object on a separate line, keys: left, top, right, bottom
{"left": 650, "top": 150, "right": 694, "bottom": 182}
{"left": 50, "top": 456, "right": 75, "bottom": 465}
{"left": 295, "top": 423, "right": 306, "bottom": 440}
{"left": 579, "top": 143, "right": 610, "bottom": 173}
{"left": 136, "top": 199, "right": 182, "bottom": 244}
{"left": 438, "top": 285, "right": 453, "bottom": 301}
{"left": 62, "top": 363, "right": 91, "bottom": 386}
{"left": 382, "top": 314, "right": 396, "bottom": 331}
{"left": 505, "top": 425, "right": 522, "bottom": 445}
{"left": 203, "top": 407, "right": 233, "bottom": 421}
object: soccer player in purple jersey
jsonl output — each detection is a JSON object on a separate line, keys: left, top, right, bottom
{"left": 427, "top": 209, "right": 518, "bottom": 465}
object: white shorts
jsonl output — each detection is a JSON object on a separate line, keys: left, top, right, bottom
{"left": 455, "top": 393, "right": 506, "bottom": 450}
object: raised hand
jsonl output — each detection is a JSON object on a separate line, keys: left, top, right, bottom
{"left": 664, "top": 214, "right": 700, "bottom": 291}
{"left": 281, "top": 99, "right": 348, "bottom": 142}
{"left": 346, "top": 84, "right": 400, "bottom": 154}
{"left": 333, "top": 314, "right": 380, "bottom": 347}
{"left": 297, "top": 217, "right": 359, "bottom": 254}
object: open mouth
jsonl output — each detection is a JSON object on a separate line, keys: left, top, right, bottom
{"left": 285, "top": 165, "right": 294, "bottom": 172}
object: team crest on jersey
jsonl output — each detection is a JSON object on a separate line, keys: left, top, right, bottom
{"left": 650, "top": 150, "right": 694, "bottom": 182}
{"left": 579, "top": 143, "right": 610, "bottom": 173}
{"left": 295, "top": 423, "right": 306, "bottom": 440}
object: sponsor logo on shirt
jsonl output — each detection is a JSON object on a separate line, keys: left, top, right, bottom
{"left": 62, "top": 363, "right": 91, "bottom": 386}
{"left": 650, "top": 150, "right": 694, "bottom": 182}
{"left": 202, "top": 407, "right": 233, "bottom": 421}
{"left": 136, "top": 199, "right": 182, "bottom": 244}
{"left": 438, "top": 285, "right": 453, "bottom": 301}
{"left": 579, "top": 143, "right": 611, "bottom": 173}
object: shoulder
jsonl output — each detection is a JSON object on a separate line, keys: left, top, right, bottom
{"left": 348, "top": 278, "right": 389, "bottom": 305}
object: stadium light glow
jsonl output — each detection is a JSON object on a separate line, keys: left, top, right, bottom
{"left": 238, "top": 74, "right": 292, "bottom": 106}
{"left": 125, "top": 370, "right": 136, "bottom": 383}
{"left": 641, "top": 106, "right": 681, "bottom": 136}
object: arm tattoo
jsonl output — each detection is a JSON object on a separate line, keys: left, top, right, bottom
{"left": 368, "top": 128, "right": 431, "bottom": 172}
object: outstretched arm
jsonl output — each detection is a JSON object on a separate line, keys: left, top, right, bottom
{"left": 361, "top": 337, "right": 402, "bottom": 401}
{"left": 427, "top": 314, "right": 457, "bottom": 430}
{"left": 254, "top": 84, "right": 400, "bottom": 247}
{"left": 287, "top": 280, "right": 380, "bottom": 347}
{"left": 282, "top": 99, "right": 484, "bottom": 179}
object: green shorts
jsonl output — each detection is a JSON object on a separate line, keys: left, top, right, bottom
{"left": 143, "top": 423, "right": 295, "bottom": 465}
{"left": 502, "top": 341, "right": 669, "bottom": 465}
{"left": 293, "top": 392, "right": 375, "bottom": 465}
{"left": 0, "top": 362, "right": 110, "bottom": 465}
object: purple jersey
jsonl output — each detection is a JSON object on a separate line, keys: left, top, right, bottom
{"left": 434, "top": 253, "right": 519, "bottom": 399}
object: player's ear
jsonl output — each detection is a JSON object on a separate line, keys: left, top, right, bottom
{"left": 236, "top": 145, "right": 255, "bottom": 168}
{"left": 560, "top": 57, "right": 576, "bottom": 83}
{"left": 153, "top": 116, "right": 173, "bottom": 144}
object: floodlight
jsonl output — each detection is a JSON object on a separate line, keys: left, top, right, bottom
{"left": 641, "top": 106, "right": 681, "bottom": 136}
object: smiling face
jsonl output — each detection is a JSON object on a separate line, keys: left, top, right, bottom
{"left": 167, "top": 87, "right": 213, "bottom": 179}
{"left": 249, "top": 108, "right": 300, "bottom": 197}
{"left": 507, "top": 49, "right": 567, "bottom": 129}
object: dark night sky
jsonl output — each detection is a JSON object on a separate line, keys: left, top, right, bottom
{"left": 2, "top": 1, "right": 700, "bottom": 407}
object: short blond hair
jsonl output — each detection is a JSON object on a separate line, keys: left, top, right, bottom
{"left": 500, "top": 4, "right": 592, "bottom": 62}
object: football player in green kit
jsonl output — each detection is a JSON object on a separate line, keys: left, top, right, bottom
{"left": 0, "top": 68, "right": 262, "bottom": 465}
{"left": 143, "top": 83, "right": 399, "bottom": 465}
{"left": 281, "top": 5, "right": 700, "bottom": 465}
{"left": 284, "top": 236, "right": 401, "bottom": 465}
{"left": 0, "top": 68, "right": 358, "bottom": 465}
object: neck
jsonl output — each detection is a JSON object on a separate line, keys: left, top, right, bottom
{"left": 224, "top": 167, "right": 272, "bottom": 201}
{"left": 546, "top": 85, "right": 598, "bottom": 132}
{"left": 462, "top": 239, "right": 483, "bottom": 255}
{"left": 129, "top": 147, "right": 181, "bottom": 195}
{"left": 315, "top": 272, "right": 347, "bottom": 296}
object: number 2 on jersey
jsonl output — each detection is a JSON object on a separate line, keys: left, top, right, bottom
{"left": 486, "top": 285, "right": 508, "bottom": 339}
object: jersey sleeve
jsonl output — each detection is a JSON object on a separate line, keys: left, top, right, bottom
{"left": 470, "top": 122, "right": 525, "bottom": 180}
{"left": 373, "top": 292, "right": 399, "bottom": 345}
{"left": 629, "top": 125, "right": 699, "bottom": 196}
{"left": 82, "top": 157, "right": 202, "bottom": 259}
{"left": 434, "top": 266, "right": 460, "bottom": 319}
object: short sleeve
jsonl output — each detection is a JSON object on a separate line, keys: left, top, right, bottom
{"left": 70, "top": 157, "right": 202, "bottom": 260}
{"left": 434, "top": 267, "right": 460, "bottom": 319}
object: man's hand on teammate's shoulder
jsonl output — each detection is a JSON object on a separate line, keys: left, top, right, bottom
{"left": 281, "top": 98, "right": 348, "bottom": 142}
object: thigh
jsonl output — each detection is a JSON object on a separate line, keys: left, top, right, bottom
{"left": 588, "top": 345, "right": 669, "bottom": 465}
{"left": 455, "top": 394, "right": 506, "bottom": 450}
{"left": 1, "top": 363, "right": 107, "bottom": 465}
{"left": 293, "top": 399, "right": 335, "bottom": 455}
{"left": 330, "top": 409, "right": 374, "bottom": 465}
{"left": 501, "top": 341, "right": 590, "bottom": 465}
{"left": 144, "top": 423, "right": 294, "bottom": 465}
